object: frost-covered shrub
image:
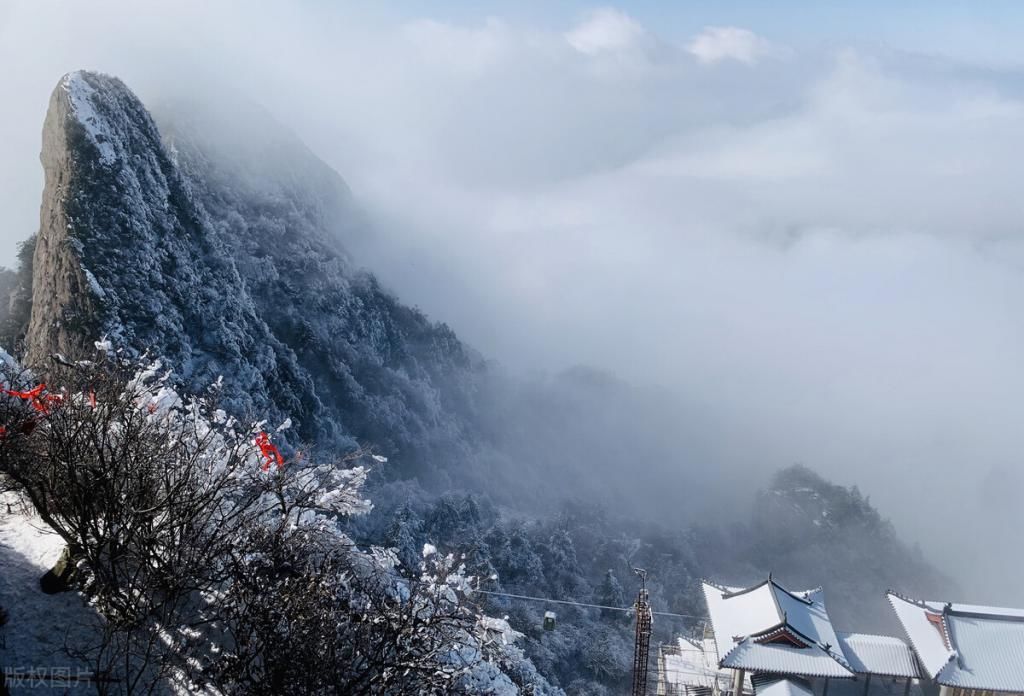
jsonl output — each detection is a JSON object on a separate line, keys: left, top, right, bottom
{"left": 0, "top": 346, "right": 546, "bottom": 694}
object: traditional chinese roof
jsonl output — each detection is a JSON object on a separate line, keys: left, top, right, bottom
{"left": 752, "top": 675, "right": 815, "bottom": 696}
{"left": 835, "top": 632, "right": 920, "bottom": 679}
{"left": 702, "top": 579, "right": 855, "bottom": 678}
{"left": 888, "top": 591, "right": 1024, "bottom": 692}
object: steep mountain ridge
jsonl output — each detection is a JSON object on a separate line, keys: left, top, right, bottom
{"left": 26, "top": 70, "right": 480, "bottom": 473}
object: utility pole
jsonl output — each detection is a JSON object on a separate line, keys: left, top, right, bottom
{"left": 631, "top": 568, "right": 653, "bottom": 696}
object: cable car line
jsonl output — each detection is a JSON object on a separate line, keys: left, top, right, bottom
{"left": 471, "top": 588, "right": 705, "bottom": 620}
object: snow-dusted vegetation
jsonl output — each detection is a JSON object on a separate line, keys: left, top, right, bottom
{"left": 0, "top": 347, "right": 554, "bottom": 694}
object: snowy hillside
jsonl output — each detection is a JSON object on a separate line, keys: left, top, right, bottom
{"left": 25, "top": 71, "right": 481, "bottom": 474}
{"left": 743, "top": 466, "right": 950, "bottom": 631}
{"left": 0, "top": 352, "right": 559, "bottom": 694}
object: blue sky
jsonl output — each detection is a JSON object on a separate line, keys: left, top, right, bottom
{"left": 372, "top": 0, "right": 1024, "bottom": 66}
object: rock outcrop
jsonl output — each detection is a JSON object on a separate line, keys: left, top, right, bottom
{"left": 26, "top": 74, "right": 108, "bottom": 366}
{"left": 24, "top": 71, "right": 482, "bottom": 473}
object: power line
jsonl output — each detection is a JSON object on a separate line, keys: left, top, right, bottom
{"left": 472, "top": 588, "right": 705, "bottom": 620}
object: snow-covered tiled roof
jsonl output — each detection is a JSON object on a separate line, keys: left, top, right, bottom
{"left": 775, "top": 587, "right": 843, "bottom": 654}
{"left": 888, "top": 591, "right": 1024, "bottom": 691}
{"left": 703, "top": 579, "right": 854, "bottom": 679}
{"left": 835, "top": 632, "right": 920, "bottom": 679}
{"left": 886, "top": 593, "right": 953, "bottom": 677}
{"left": 753, "top": 676, "right": 814, "bottom": 696}
{"left": 722, "top": 640, "right": 855, "bottom": 678}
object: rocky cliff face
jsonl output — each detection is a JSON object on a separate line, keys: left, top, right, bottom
{"left": 27, "top": 74, "right": 108, "bottom": 365}
{"left": 25, "top": 71, "right": 482, "bottom": 473}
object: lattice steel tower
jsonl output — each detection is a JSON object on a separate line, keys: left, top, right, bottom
{"left": 631, "top": 568, "right": 653, "bottom": 696}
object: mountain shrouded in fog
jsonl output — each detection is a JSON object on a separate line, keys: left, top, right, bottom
{"left": 23, "top": 70, "right": 482, "bottom": 479}
{"left": 0, "top": 69, "right": 953, "bottom": 694}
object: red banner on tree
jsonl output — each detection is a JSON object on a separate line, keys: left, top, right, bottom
{"left": 255, "top": 431, "right": 283, "bottom": 472}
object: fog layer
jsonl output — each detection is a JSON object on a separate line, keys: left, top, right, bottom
{"left": 2, "top": 1, "right": 1024, "bottom": 602}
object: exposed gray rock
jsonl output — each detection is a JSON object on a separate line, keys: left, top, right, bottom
{"left": 26, "top": 76, "right": 104, "bottom": 367}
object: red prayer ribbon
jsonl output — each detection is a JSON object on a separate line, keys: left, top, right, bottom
{"left": 255, "top": 431, "right": 283, "bottom": 472}
{"left": 4, "top": 384, "right": 62, "bottom": 415}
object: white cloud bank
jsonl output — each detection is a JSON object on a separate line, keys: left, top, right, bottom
{"left": 3, "top": 2, "right": 1024, "bottom": 603}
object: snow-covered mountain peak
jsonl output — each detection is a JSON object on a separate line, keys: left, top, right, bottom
{"left": 24, "top": 70, "right": 481, "bottom": 470}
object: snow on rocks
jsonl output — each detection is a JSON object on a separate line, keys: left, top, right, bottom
{"left": 81, "top": 267, "right": 106, "bottom": 299}
{"left": 62, "top": 71, "right": 117, "bottom": 166}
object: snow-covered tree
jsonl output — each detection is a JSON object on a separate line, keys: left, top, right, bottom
{"left": 498, "top": 523, "right": 545, "bottom": 587}
{"left": 540, "top": 530, "right": 583, "bottom": 598}
{"left": 597, "top": 569, "right": 627, "bottom": 622}
{"left": 384, "top": 501, "right": 424, "bottom": 572}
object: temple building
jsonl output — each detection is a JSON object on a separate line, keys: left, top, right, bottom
{"left": 660, "top": 578, "right": 921, "bottom": 696}
{"left": 888, "top": 591, "right": 1024, "bottom": 696}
